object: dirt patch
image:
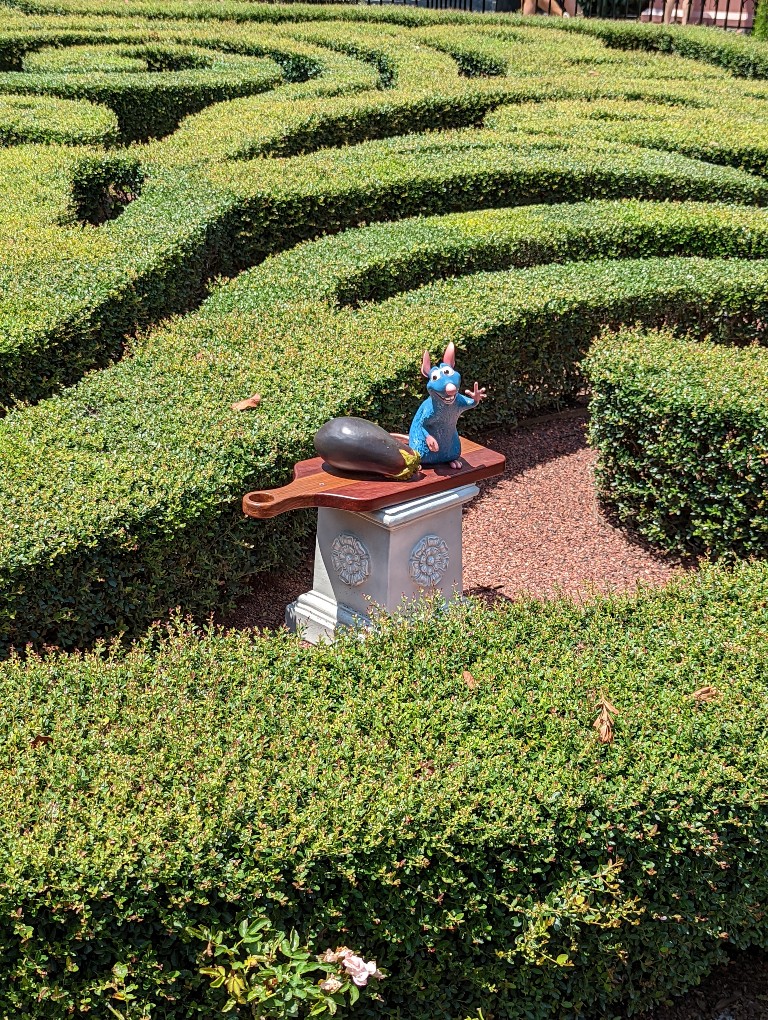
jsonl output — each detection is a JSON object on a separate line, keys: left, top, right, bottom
{"left": 639, "top": 947, "right": 768, "bottom": 1020}
{"left": 462, "top": 412, "right": 690, "bottom": 603}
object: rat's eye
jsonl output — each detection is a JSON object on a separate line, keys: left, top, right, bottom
{"left": 442, "top": 366, "right": 451, "bottom": 375}
{"left": 430, "top": 370, "right": 440, "bottom": 381}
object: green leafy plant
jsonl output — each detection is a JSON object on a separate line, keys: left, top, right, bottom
{"left": 189, "top": 916, "right": 383, "bottom": 1017}
{"left": 92, "top": 962, "right": 144, "bottom": 1020}
{"left": 586, "top": 326, "right": 768, "bottom": 559}
{"left": 7, "top": 198, "right": 768, "bottom": 656}
{"left": 756, "top": 0, "right": 768, "bottom": 38}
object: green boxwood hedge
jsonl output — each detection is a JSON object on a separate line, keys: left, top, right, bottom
{"left": 4, "top": 199, "right": 768, "bottom": 654}
{"left": 4, "top": 125, "right": 767, "bottom": 410}
{"left": 488, "top": 95, "right": 768, "bottom": 177}
{"left": 586, "top": 328, "right": 768, "bottom": 561}
{"left": 4, "top": 17, "right": 768, "bottom": 410}
{"left": 565, "top": 17, "right": 768, "bottom": 78}
{"left": 0, "top": 90, "right": 117, "bottom": 143}
{"left": 0, "top": 57, "right": 284, "bottom": 142}
{"left": 1, "top": 9, "right": 768, "bottom": 1019}
{"left": 2, "top": 11, "right": 768, "bottom": 658}
{"left": 1, "top": 568, "right": 768, "bottom": 1017}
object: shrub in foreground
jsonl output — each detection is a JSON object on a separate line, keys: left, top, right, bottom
{"left": 1, "top": 569, "right": 768, "bottom": 1017}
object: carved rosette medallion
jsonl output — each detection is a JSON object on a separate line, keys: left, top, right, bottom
{"left": 409, "top": 534, "right": 450, "bottom": 587}
{"left": 331, "top": 533, "right": 371, "bottom": 586}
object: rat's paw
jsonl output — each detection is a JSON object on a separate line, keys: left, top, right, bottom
{"left": 465, "top": 383, "right": 487, "bottom": 404}
{"left": 426, "top": 435, "right": 439, "bottom": 453}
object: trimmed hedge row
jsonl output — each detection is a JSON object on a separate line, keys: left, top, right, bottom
{"left": 586, "top": 328, "right": 768, "bottom": 560}
{"left": 210, "top": 128, "right": 768, "bottom": 262}
{"left": 202, "top": 198, "right": 768, "bottom": 309}
{"left": 4, "top": 19, "right": 768, "bottom": 406}
{"left": 4, "top": 198, "right": 768, "bottom": 653}
{"left": 490, "top": 96, "right": 768, "bottom": 177}
{"left": 7, "top": 0, "right": 768, "bottom": 87}
{"left": 143, "top": 21, "right": 508, "bottom": 167}
{"left": 0, "top": 18, "right": 344, "bottom": 78}
{"left": 0, "top": 19, "right": 372, "bottom": 141}
{"left": 23, "top": 41, "right": 178, "bottom": 72}
{"left": 0, "top": 56, "right": 284, "bottom": 141}
{"left": 0, "top": 0, "right": 498, "bottom": 23}
{"left": 148, "top": 20, "right": 768, "bottom": 169}
{"left": 1, "top": 567, "right": 768, "bottom": 1016}
{"left": 0, "top": 90, "right": 117, "bottom": 143}
{"left": 5, "top": 125, "right": 765, "bottom": 410}
{"left": 566, "top": 16, "right": 768, "bottom": 79}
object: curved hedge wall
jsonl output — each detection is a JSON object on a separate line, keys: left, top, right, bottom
{"left": 5, "top": 202, "right": 768, "bottom": 654}
{"left": 2, "top": 5, "right": 768, "bottom": 1017}
{"left": 0, "top": 91, "right": 118, "bottom": 143}
{"left": 586, "top": 328, "right": 768, "bottom": 559}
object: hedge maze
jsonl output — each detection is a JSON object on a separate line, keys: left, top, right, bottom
{"left": 3, "top": 3, "right": 768, "bottom": 1017}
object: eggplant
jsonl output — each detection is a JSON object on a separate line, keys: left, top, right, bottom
{"left": 314, "top": 417, "right": 421, "bottom": 480}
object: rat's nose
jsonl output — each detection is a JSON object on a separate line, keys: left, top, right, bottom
{"left": 445, "top": 383, "right": 457, "bottom": 395}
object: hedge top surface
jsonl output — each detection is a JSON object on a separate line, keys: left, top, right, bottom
{"left": 2, "top": 562, "right": 766, "bottom": 875}
{"left": 587, "top": 328, "right": 768, "bottom": 411}
{"left": 0, "top": 88, "right": 117, "bottom": 142}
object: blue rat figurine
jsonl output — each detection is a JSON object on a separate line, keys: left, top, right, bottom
{"left": 408, "top": 342, "right": 486, "bottom": 469}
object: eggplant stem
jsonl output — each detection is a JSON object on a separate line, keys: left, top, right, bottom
{"left": 393, "top": 448, "right": 421, "bottom": 481}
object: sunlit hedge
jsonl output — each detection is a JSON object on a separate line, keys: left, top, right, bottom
{"left": 2, "top": 6, "right": 768, "bottom": 1019}
{"left": 4, "top": 200, "right": 768, "bottom": 654}
{"left": 0, "top": 90, "right": 117, "bottom": 142}
{"left": 4, "top": 15, "right": 768, "bottom": 409}
{"left": 587, "top": 328, "right": 768, "bottom": 560}
{"left": 3, "top": 127, "right": 766, "bottom": 410}
{"left": 2, "top": 570, "right": 768, "bottom": 1017}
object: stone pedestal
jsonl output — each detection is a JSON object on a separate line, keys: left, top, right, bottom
{"left": 286, "top": 483, "right": 478, "bottom": 643}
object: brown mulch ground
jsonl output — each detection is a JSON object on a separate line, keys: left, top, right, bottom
{"left": 223, "top": 412, "right": 768, "bottom": 1019}
{"left": 641, "top": 948, "right": 768, "bottom": 1020}
{"left": 462, "top": 412, "right": 690, "bottom": 604}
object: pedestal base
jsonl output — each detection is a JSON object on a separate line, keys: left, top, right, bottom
{"left": 286, "top": 590, "right": 369, "bottom": 644}
{"left": 287, "top": 482, "right": 479, "bottom": 643}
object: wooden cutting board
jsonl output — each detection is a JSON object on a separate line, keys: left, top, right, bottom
{"left": 243, "top": 437, "right": 506, "bottom": 519}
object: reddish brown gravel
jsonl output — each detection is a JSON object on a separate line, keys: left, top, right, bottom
{"left": 224, "top": 413, "right": 768, "bottom": 1020}
{"left": 462, "top": 412, "right": 689, "bottom": 602}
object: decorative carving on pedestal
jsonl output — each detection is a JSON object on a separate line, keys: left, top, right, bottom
{"left": 331, "top": 533, "right": 371, "bottom": 586}
{"left": 409, "top": 534, "right": 450, "bottom": 587}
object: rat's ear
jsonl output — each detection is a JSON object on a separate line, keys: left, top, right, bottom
{"left": 442, "top": 341, "right": 456, "bottom": 368}
{"left": 421, "top": 350, "right": 432, "bottom": 378}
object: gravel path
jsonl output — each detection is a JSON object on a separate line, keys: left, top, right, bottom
{"left": 225, "top": 412, "right": 768, "bottom": 1018}
{"left": 463, "top": 412, "right": 688, "bottom": 603}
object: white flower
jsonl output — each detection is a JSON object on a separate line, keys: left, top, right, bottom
{"left": 342, "top": 954, "right": 379, "bottom": 987}
{"left": 319, "top": 977, "right": 343, "bottom": 994}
